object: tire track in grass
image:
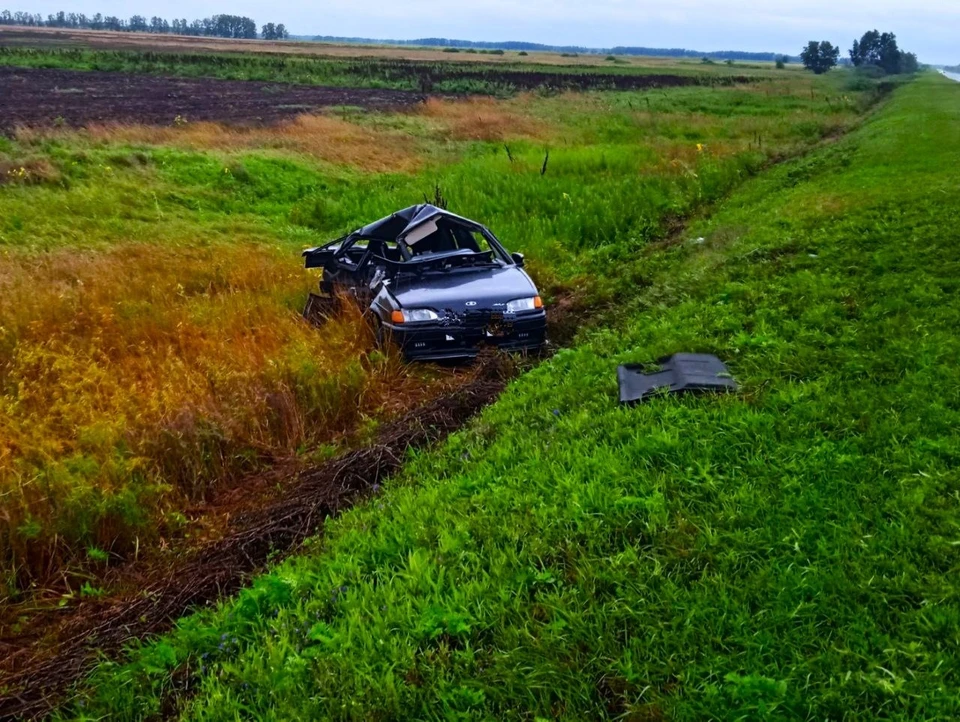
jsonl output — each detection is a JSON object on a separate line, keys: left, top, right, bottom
{"left": 0, "top": 354, "right": 517, "bottom": 721}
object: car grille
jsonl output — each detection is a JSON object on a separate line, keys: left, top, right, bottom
{"left": 431, "top": 309, "right": 502, "bottom": 328}
{"left": 462, "top": 309, "right": 503, "bottom": 328}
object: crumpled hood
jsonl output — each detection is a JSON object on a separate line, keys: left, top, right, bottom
{"left": 389, "top": 266, "right": 537, "bottom": 313}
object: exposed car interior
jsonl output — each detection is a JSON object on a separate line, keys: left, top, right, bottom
{"left": 401, "top": 220, "right": 489, "bottom": 257}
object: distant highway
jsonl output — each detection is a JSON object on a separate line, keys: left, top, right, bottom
{"left": 940, "top": 70, "right": 960, "bottom": 82}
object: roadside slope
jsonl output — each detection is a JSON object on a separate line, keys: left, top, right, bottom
{"left": 69, "top": 74, "right": 959, "bottom": 720}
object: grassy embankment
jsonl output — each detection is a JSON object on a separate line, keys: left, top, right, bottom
{"left": 61, "top": 73, "right": 960, "bottom": 719}
{"left": 0, "top": 69, "right": 868, "bottom": 596}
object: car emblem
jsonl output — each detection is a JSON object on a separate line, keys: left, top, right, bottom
{"left": 465, "top": 301, "right": 477, "bottom": 306}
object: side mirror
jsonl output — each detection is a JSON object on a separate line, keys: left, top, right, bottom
{"left": 511, "top": 252, "right": 525, "bottom": 267}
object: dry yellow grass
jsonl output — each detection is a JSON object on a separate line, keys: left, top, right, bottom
{"left": 0, "top": 158, "right": 61, "bottom": 186}
{"left": 16, "top": 115, "right": 421, "bottom": 173}
{"left": 13, "top": 96, "right": 553, "bottom": 170}
{"left": 418, "top": 97, "right": 552, "bottom": 142}
{"left": 0, "top": 241, "right": 427, "bottom": 589}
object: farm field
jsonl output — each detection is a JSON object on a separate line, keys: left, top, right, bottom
{"left": 0, "top": 45, "right": 754, "bottom": 97}
{"left": 0, "top": 36, "right": 936, "bottom": 717}
{"left": 42, "top": 71, "right": 960, "bottom": 721}
{"left": 0, "top": 66, "right": 425, "bottom": 128}
{"left": 0, "top": 25, "right": 785, "bottom": 71}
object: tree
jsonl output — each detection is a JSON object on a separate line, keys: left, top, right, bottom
{"left": 800, "top": 41, "right": 839, "bottom": 74}
{"left": 900, "top": 52, "right": 919, "bottom": 74}
{"left": 207, "top": 14, "right": 257, "bottom": 39}
{"left": 0, "top": 7, "right": 289, "bottom": 40}
{"left": 876, "top": 33, "right": 901, "bottom": 74}
{"left": 850, "top": 30, "right": 903, "bottom": 74}
{"left": 149, "top": 16, "right": 169, "bottom": 33}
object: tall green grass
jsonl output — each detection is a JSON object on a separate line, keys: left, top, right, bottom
{"left": 61, "top": 73, "right": 960, "bottom": 719}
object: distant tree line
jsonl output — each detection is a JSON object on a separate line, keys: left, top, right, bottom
{"left": 0, "top": 9, "right": 287, "bottom": 40}
{"left": 800, "top": 30, "right": 918, "bottom": 75}
{"left": 610, "top": 47, "right": 793, "bottom": 62}
{"left": 312, "top": 35, "right": 798, "bottom": 62}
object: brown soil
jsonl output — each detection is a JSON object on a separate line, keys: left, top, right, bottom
{"left": 0, "top": 354, "right": 517, "bottom": 721}
{"left": 0, "top": 66, "right": 426, "bottom": 130}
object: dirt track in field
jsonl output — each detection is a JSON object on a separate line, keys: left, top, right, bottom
{"left": 0, "top": 66, "right": 426, "bottom": 130}
{"left": 0, "top": 355, "right": 517, "bottom": 721}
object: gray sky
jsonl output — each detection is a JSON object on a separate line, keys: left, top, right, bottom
{"left": 20, "top": 0, "right": 959, "bottom": 64}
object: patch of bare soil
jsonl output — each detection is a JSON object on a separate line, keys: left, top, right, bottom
{"left": 0, "top": 66, "right": 426, "bottom": 130}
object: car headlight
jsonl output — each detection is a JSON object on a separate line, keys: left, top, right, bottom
{"left": 506, "top": 296, "right": 543, "bottom": 313}
{"left": 395, "top": 308, "right": 439, "bottom": 323}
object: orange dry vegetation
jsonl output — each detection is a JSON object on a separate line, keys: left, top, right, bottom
{"left": 0, "top": 242, "right": 421, "bottom": 589}
{"left": 17, "top": 114, "right": 421, "bottom": 173}
{"left": 14, "top": 98, "right": 550, "bottom": 171}
{"left": 418, "top": 97, "right": 551, "bottom": 142}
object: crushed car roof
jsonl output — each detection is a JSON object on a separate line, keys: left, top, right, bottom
{"left": 301, "top": 204, "right": 500, "bottom": 269}
{"left": 356, "top": 204, "right": 484, "bottom": 244}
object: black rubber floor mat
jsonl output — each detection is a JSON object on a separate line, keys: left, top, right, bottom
{"left": 618, "top": 353, "right": 737, "bottom": 404}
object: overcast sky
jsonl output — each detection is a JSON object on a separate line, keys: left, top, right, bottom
{"left": 18, "top": 0, "right": 959, "bottom": 64}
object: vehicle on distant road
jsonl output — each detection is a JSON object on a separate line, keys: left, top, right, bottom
{"left": 303, "top": 204, "right": 547, "bottom": 360}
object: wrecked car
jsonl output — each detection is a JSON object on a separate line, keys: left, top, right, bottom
{"left": 303, "top": 204, "right": 546, "bottom": 360}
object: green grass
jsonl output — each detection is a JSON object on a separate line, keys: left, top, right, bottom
{"left": 59, "top": 74, "right": 960, "bottom": 719}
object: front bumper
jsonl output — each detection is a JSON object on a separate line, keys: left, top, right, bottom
{"left": 385, "top": 310, "right": 547, "bottom": 361}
